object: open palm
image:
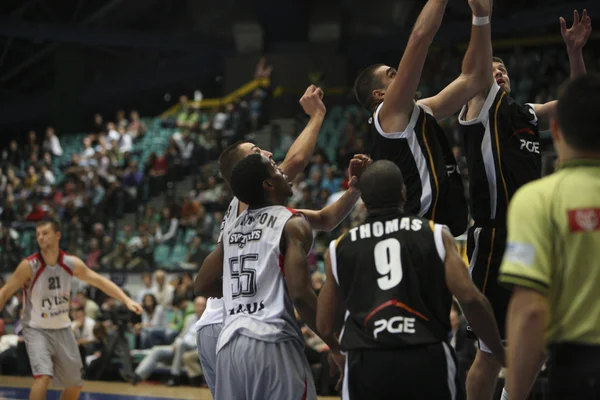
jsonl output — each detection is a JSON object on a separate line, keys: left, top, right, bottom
{"left": 561, "top": 9, "right": 592, "bottom": 50}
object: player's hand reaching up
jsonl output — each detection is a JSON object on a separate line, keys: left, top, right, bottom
{"left": 467, "top": 0, "right": 491, "bottom": 17}
{"left": 125, "top": 299, "right": 143, "bottom": 315}
{"left": 299, "top": 85, "right": 326, "bottom": 117}
{"left": 348, "top": 154, "right": 372, "bottom": 188}
{"left": 561, "top": 9, "right": 592, "bottom": 50}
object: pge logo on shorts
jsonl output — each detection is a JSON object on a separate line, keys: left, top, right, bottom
{"left": 41, "top": 312, "right": 49, "bottom": 318}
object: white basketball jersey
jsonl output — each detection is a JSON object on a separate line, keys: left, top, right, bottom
{"left": 195, "top": 197, "right": 239, "bottom": 331}
{"left": 216, "top": 205, "right": 306, "bottom": 352}
{"left": 22, "top": 251, "right": 75, "bottom": 330}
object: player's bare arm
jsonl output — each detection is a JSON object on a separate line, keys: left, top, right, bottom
{"left": 442, "top": 227, "right": 505, "bottom": 366}
{"left": 530, "top": 10, "right": 591, "bottom": 126}
{"left": 378, "top": 0, "right": 449, "bottom": 134}
{"left": 506, "top": 286, "right": 548, "bottom": 400}
{"left": 278, "top": 85, "right": 326, "bottom": 180}
{"left": 316, "top": 249, "right": 344, "bottom": 347}
{"left": 299, "top": 154, "right": 371, "bottom": 231}
{"left": 194, "top": 241, "right": 224, "bottom": 298}
{"left": 420, "top": 0, "right": 493, "bottom": 120}
{"left": 282, "top": 215, "right": 320, "bottom": 333}
{"left": 72, "top": 257, "right": 142, "bottom": 314}
{"left": 0, "top": 260, "right": 32, "bottom": 310}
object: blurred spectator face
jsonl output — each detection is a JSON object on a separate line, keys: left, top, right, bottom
{"left": 74, "top": 308, "right": 85, "bottom": 323}
{"left": 493, "top": 60, "right": 511, "bottom": 93}
{"left": 162, "top": 207, "right": 171, "bottom": 219}
{"left": 107, "top": 122, "right": 116, "bottom": 131}
{"left": 43, "top": 152, "right": 52, "bottom": 164}
{"left": 93, "top": 223, "right": 104, "bottom": 236}
{"left": 27, "top": 166, "right": 36, "bottom": 176}
{"left": 142, "top": 273, "right": 152, "bottom": 288}
{"left": 207, "top": 176, "right": 217, "bottom": 187}
{"left": 130, "top": 110, "right": 139, "bottom": 120}
{"left": 138, "top": 224, "right": 148, "bottom": 236}
{"left": 194, "top": 296, "right": 207, "bottom": 318}
{"left": 123, "top": 224, "right": 132, "bottom": 236}
{"left": 179, "top": 95, "right": 188, "bottom": 105}
{"left": 311, "top": 272, "right": 324, "bottom": 291}
{"left": 28, "top": 130, "right": 36, "bottom": 142}
{"left": 450, "top": 306, "right": 460, "bottom": 332}
{"left": 46, "top": 127, "right": 55, "bottom": 137}
{"left": 191, "top": 236, "right": 202, "bottom": 247}
{"left": 90, "top": 238, "right": 99, "bottom": 251}
{"left": 103, "top": 236, "right": 112, "bottom": 249}
{"left": 324, "top": 167, "right": 334, "bottom": 179}
{"left": 314, "top": 154, "right": 324, "bottom": 165}
{"left": 36, "top": 221, "right": 61, "bottom": 251}
{"left": 155, "top": 271, "right": 166, "bottom": 287}
{"left": 9, "top": 140, "right": 17, "bottom": 151}
{"left": 310, "top": 171, "right": 322, "bottom": 183}
{"left": 94, "top": 113, "right": 103, "bottom": 124}
{"left": 182, "top": 273, "right": 193, "bottom": 287}
{"left": 76, "top": 292, "right": 86, "bottom": 303}
{"left": 143, "top": 294, "right": 157, "bottom": 312}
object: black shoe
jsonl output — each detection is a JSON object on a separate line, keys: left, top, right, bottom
{"left": 130, "top": 374, "right": 142, "bottom": 386}
{"left": 167, "top": 376, "right": 180, "bottom": 387}
{"left": 189, "top": 376, "right": 203, "bottom": 387}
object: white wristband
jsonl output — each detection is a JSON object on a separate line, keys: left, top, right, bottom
{"left": 472, "top": 16, "right": 490, "bottom": 26}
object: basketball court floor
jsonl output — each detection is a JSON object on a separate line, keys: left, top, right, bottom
{"left": 0, "top": 377, "right": 339, "bottom": 400}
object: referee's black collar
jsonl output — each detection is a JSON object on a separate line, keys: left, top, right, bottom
{"left": 557, "top": 158, "right": 600, "bottom": 170}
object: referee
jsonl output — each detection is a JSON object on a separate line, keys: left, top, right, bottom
{"left": 499, "top": 73, "right": 600, "bottom": 400}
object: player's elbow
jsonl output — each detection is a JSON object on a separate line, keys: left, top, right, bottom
{"left": 508, "top": 289, "right": 547, "bottom": 323}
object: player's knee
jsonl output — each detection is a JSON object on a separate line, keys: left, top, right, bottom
{"left": 33, "top": 375, "right": 52, "bottom": 387}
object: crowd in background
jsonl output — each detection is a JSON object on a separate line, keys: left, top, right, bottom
{"left": 0, "top": 43, "right": 594, "bottom": 392}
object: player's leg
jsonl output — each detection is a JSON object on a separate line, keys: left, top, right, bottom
{"left": 247, "top": 338, "right": 317, "bottom": 400}
{"left": 466, "top": 226, "right": 507, "bottom": 400}
{"left": 52, "top": 328, "right": 84, "bottom": 400}
{"left": 214, "top": 336, "right": 244, "bottom": 400}
{"left": 23, "top": 327, "right": 55, "bottom": 400}
{"left": 197, "top": 323, "right": 222, "bottom": 396}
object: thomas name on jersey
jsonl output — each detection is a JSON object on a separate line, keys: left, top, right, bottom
{"left": 348, "top": 217, "right": 423, "bottom": 241}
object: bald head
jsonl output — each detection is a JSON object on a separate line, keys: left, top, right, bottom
{"left": 358, "top": 160, "right": 406, "bottom": 211}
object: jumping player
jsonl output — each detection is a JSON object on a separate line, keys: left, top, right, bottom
{"left": 193, "top": 85, "right": 364, "bottom": 396}
{"left": 353, "top": 0, "right": 493, "bottom": 236}
{"left": 0, "top": 218, "right": 142, "bottom": 400}
{"left": 316, "top": 160, "right": 504, "bottom": 399}
{"left": 195, "top": 153, "right": 366, "bottom": 399}
{"left": 458, "top": 10, "right": 591, "bottom": 400}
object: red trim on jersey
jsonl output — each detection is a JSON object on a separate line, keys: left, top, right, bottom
{"left": 286, "top": 207, "right": 297, "bottom": 214}
{"left": 278, "top": 254, "right": 285, "bottom": 277}
{"left": 301, "top": 377, "right": 308, "bottom": 400}
{"left": 29, "top": 253, "right": 47, "bottom": 292}
{"left": 363, "top": 299, "right": 430, "bottom": 328}
{"left": 57, "top": 250, "right": 73, "bottom": 276}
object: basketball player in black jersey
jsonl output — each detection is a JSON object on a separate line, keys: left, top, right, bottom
{"left": 459, "top": 10, "right": 591, "bottom": 400}
{"left": 353, "top": 0, "right": 493, "bottom": 236}
{"left": 317, "top": 160, "right": 504, "bottom": 400}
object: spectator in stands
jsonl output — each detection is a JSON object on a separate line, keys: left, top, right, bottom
{"left": 137, "top": 272, "right": 155, "bottom": 303}
{"left": 137, "top": 293, "right": 167, "bottom": 349}
{"left": 76, "top": 290, "right": 101, "bottom": 320}
{"left": 71, "top": 306, "right": 97, "bottom": 369}
{"left": 132, "top": 296, "right": 206, "bottom": 386}
{"left": 155, "top": 207, "right": 179, "bottom": 254}
{"left": 42, "top": 127, "right": 63, "bottom": 157}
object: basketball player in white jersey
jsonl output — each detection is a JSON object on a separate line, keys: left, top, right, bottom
{"left": 0, "top": 218, "right": 143, "bottom": 400}
{"left": 194, "top": 84, "right": 364, "bottom": 395}
{"left": 196, "top": 153, "right": 364, "bottom": 399}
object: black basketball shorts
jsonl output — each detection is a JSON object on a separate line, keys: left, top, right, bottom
{"left": 466, "top": 226, "right": 511, "bottom": 344}
{"left": 343, "top": 342, "right": 464, "bottom": 400}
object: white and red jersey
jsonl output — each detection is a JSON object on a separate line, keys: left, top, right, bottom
{"left": 216, "top": 205, "right": 307, "bottom": 352}
{"left": 22, "top": 251, "right": 75, "bottom": 330}
{"left": 195, "top": 197, "right": 240, "bottom": 332}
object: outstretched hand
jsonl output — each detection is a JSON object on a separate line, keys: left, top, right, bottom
{"left": 561, "top": 9, "right": 592, "bottom": 50}
{"left": 299, "top": 85, "right": 326, "bottom": 117}
{"left": 126, "top": 300, "right": 143, "bottom": 315}
{"left": 348, "top": 154, "right": 372, "bottom": 188}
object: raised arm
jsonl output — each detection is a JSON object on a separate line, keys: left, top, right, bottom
{"left": 194, "top": 242, "right": 225, "bottom": 298}
{"left": 378, "top": 0, "right": 449, "bottom": 133}
{"left": 530, "top": 10, "right": 591, "bottom": 124}
{"left": 298, "top": 155, "right": 370, "bottom": 231}
{"left": 279, "top": 85, "right": 326, "bottom": 181}
{"left": 442, "top": 227, "right": 505, "bottom": 366}
{"left": 419, "top": 0, "right": 492, "bottom": 120}
{"left": 73, "top": 257, "right": 142, "bottom": 314}
{"left": 0, "top": 260, "right": 32, "bottom": 310}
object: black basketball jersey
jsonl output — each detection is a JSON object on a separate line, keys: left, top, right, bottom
{"left": 331, "top": 210, "right": 452, "bottom": 351}
{"left": 459, "top": 82, "right": 542, "bottom": 226}
{"left": 369, "top": 102, "right": 468, "bottom": 236}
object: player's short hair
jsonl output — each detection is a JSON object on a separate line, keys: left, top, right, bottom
{"left": 219, "top": 140, "right": 251, "bottom": 183}
{"left": 354, "top": 63, "right": 386, "bottom": 112}
{"left": 359, "top": 160, "right": 405, "bottom": 210}
{"left": 36, "top": 217, "right": 60, "bottom": 232}
{"left": 557, "top": 73, "right": 600, "bottom": 152}
{"left": 230, "top": 153, "right": 270, "bottom": 207}
{"left": 492, "top": 56, "right": 505, "bottom": 66}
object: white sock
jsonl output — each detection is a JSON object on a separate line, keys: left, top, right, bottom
{"left": 501, "top": 388, "right": 509, "bottom": 400}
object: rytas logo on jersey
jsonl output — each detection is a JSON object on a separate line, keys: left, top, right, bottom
{"left": 229, "top": 229, "right": 262, "bottom": 248}
{"left": 41, "top": 295, "right": 70, "bottom": 310}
